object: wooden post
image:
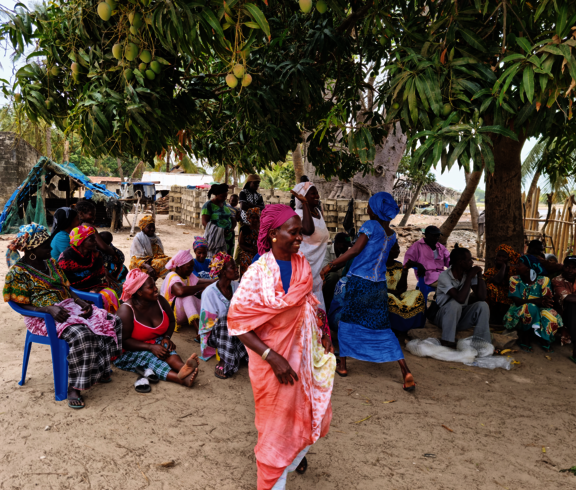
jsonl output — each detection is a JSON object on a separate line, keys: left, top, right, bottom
{"left": 109, "top": 208, "right": 117, "bottom": 233}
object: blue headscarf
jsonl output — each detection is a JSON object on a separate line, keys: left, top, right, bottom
{"left": 368, "top": 192, "right": 400, "bottom": 221}
{"left": 520, "top": 254, "right": 545, "bottom": 280}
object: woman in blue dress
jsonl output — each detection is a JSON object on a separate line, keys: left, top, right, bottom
{"left": 320, "top": 192, "right": 415, "bottom": 391}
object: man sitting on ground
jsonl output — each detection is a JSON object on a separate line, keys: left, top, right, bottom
{"left": 403, "top": 225, "right": 450, "bottom": 286}
{"left": 434, "top": 246, "right": 491, "bottom": 348}
{"left": 552, "top": 255, "right": 576, "bottom": 357}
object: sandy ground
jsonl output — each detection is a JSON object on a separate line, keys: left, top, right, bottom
{"left": 0, "top": 214, "right": 575, "bottom": 490}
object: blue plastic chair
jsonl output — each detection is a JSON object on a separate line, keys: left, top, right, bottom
{"left": 9, "top": 289, "right": 104, "bottom": 401}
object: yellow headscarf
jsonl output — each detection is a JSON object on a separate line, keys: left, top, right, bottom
{"left": 139, "top": 216, "right": 155, "bottom": 230}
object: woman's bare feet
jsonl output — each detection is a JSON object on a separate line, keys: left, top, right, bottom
{"left": 403, "top": 372, "right": 416, "bottom": 392}
{"left": 179, "top": 367, "right": 198, "bottom": 387}
{"left": 177, "top": 353, "right": 199, "bottom": 380}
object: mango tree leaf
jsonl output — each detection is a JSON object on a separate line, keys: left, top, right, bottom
{"left": 523, "top": 66, "right": 534, "bottom": 103}
{"left": 243, "top": 3, "right": 270, "bottom": 40}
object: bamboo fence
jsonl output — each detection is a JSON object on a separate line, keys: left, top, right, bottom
{"left": 522, "top": 188, "right": 575, "bottom": 262}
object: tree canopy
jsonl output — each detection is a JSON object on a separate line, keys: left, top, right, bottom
{"left": 1, "top": 0, "right": 575, "bottom": 186}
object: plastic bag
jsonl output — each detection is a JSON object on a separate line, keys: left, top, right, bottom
{"left": 465, "top": 356, "right": 514, "bottom": 371}
{"left": 457, "top": 336, "right": 494, "bottom": 358}
{"left": 406, "top": 338, "right": 478, "bottom": 364}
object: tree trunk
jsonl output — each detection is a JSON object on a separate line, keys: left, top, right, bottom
{"left": 45, "top": 126, "right": 52, "bottom": 159}
{"left": 371, "top": 122, "right": 407, "bottom": 193}
{"left": 439, "top": 168, "right": 483, "bottom": 245}
{"left": 35, "top": 125, "right": 40, "bottom": 152}
{"left": 116, "top": 158, "right": 124, "bottom": 179}
{"left": 465, "top": 171, "right": 480, "bottom": 232}
{"left": 292, "top": 144, "right": 304, "bottom": 182}
{"left": 166, "top": 149, "right": 170, "bottom": 172}
{"left": 63, "top": 139, "right": 69, "bottom": 163}
{"left": 399, "top": 180, "right": 424, "bottom": 226}
{"left": 485, "top": 134, "right": 526, "bottom": 266}
{"left": 224, "top": 166, "right": 229, "bottom": 185}
{"left": 527, "top": 170, "right": 541, "bottom": 202}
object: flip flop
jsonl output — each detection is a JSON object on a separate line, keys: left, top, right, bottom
{"left": 98, "top": 372, "right": 112, "bottom": 384}
{"left": 134, "top": 377, "right": 151, "bottom": 393}
{"left": 135, "top": 366, "right": 160, "bottom": 384}
{"left": 214, "top": 364, "right": 229, "bottom": 379}
{"left": 569, "top": 356, "right": 576, "bottom": 365}
{"left": 335, "top": 359, "right": 348, "bottom": 377}
{"left": 68, "top": 395, "right": 85, "bottom": 409}
{"left": 519, "top": 343, "right": 533, "bottom": 353}
{"left": 193, "top": 337, "right": 201, "bottom": 344}
{"left": 295, "top": 456, "right": 308, "bottom": 475}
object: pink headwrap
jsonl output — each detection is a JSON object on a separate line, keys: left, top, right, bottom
{"left": 121, "top": 269, "right": 151, "bottom": 301}
{"left": 165, "top": 249, "right": 193, "bottom": 270}
{"left": 257, "top": 204, "right": 298, "bottom": 255}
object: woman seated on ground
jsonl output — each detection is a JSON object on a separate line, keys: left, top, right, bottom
{"left": 504, "top": 255, "right": 563, "bottom": 352}
{"left": 192, "top": 237, "right": 211, "bottom": 279}
{"left": 4, "top": 223, "right": 122, "bottom": 409}
{"left": 129, "top": 216, "right": 171, "bottom": 279}
{"left": 198, "top": 252, "right": 248, "bottom": 379}
{"left": 483, "top": 244, "right": 520, "bottom": 325}
{"left": 58, "top": 226, "right": 120, "bottom": 313}
{"left": 201, "top": 183, "right": 236, "bottom": 257}
{"left": 50, "top": 207, "right": 81, "bottom": 259}
{"left": 115, "top": 270, "right": 199, "bottom": 388}
{"left": 99, "top": 232, "right": 128, "bottom": 285}
{"left": 386, "top": 241, "right": 426, "bottom": 332}
{"left": 237, "top": 207, "right": 261, "bottom": 279}
{"left": 160, "top": 250, "right": 214, "bottom": 333}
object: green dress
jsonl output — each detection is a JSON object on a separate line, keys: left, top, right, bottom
{"left": 503, "top": 275, "right": 562, "bottom": 343}
{"left": 201, "top": 201, "right": 234, "bottom": 255}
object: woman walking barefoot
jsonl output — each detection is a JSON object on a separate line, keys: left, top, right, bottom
{"left": 115, "top": 270, "right": 199, "bottom": 387}
{"left": 320, "top": 192, "right": 415, "bottom": 391}
{"left": 228, "top": 204, "right": 336, "bottom": 490}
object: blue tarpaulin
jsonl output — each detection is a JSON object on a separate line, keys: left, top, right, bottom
{"left": 0, "top": 156, "right": 119, "bottom": 234}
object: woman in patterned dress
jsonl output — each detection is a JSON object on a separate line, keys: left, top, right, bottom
{"left": 198, "top": 252, "right": 248, "bottom": 379}
{"left": 201, "top": 183, "right": 236, "bottom": 256}
{"left": 483, "top": 244, "right": 520, "bottom": 324}
{"left": 58, "top": 225, "right": 120, "bottom": 313}
{"left": 504, "top": 255, "right": 563, "bottom": 352}
{"left": 4, "top": 223, "right": 122, "bottom": 409}
{"left": 228, "top": 204, "right": 335, "bottom": 490}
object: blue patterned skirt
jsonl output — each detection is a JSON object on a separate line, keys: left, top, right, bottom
{"left": 338, "top": 275, "right": 404, "bottom": 363}
{"left": 114, "top": 337, "right": 177, "bottom": 380}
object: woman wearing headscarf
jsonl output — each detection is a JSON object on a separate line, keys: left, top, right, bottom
{"left": 160, "top": 249, "right": 214, "bottom": 333}
{"left": 320, "top": 192, "right": 415, "bottom": 389}
{"left": 239, "top": 174, "right": 265, "bottom": 224}
{"left": 291, "top": 182, "right": 330, "bottom": 324}
{"left": 483, "top": 244, "right": 521, "bottom": 324}
{"left": 228, "top": 204, "right": 336, "bottom": 490}
{"left": 504, "top": 255, "right": 563, "bottom": 352}
{"left": 192, "top": 237, "right": 211, "bottom": 278}
{"left": 4, "top": 223, "right": 122, "bottom": 409}
{"left": 50, "top": 207, "right": 81, "bottom": 260}
{"left": 201, "top": 183, "right": 236, "bottom": 257}
{"left": 237, "top": 207, "right": 261, "bottom": 279}
{"left": 129, "top": 216, "right": 171, "bottom": 279}
{"left": 198, "top": 252, "right": 248, "bottom": 379}
{"left": 58, "top": 226, "right": 120, "bottom": 313}
{"left": 115, "top": 269, "right": 199, "bottom": 389}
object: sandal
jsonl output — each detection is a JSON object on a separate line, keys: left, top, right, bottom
{"left": 134, "top": 377, "right": 151, "bottom": 393}
{"left": 68, "top": 395, "right": 85, "bottom": 409}
{"left": 295, "top": 456, "right": 308, "bottom": 475}
{"left": 335, "top": 358, "right": 348, "bottom": 378}
{"left": 98, "top": 372, "right": 112, "bottom": 384}
{"left": 569, "top": 356, "right": 576, "bottom": 365}
{"left": 539, "top": 342, "right": 554, "bottom": 353}
{"left": 193, "top": 336, "right": 201, "bottom": 344}
{"left": 135, "top": 366, "right": 160, "bottom": 384}
{"left": 214, "top": 364, "right": 229, "bottom": 380}
{"left": 403, "top": 373, "right": 416, "bottom": 392}
{"left": 519, "top": 343, "right": 533, "bottom": 353}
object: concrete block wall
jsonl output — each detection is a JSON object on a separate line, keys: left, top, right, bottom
{"left": 169, "top": 186, "right": 370, "bottom": 239}
{"left": 0, "top": 133, "right": 40, "bottom": 209}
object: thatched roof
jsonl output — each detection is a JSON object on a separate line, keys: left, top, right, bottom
{"left": 392, "top": 177, "right": 461, "bottom": 203}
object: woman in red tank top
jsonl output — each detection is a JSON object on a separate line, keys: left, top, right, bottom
{"left": 114, "top": 271, "right": 199, "bottom": 387}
